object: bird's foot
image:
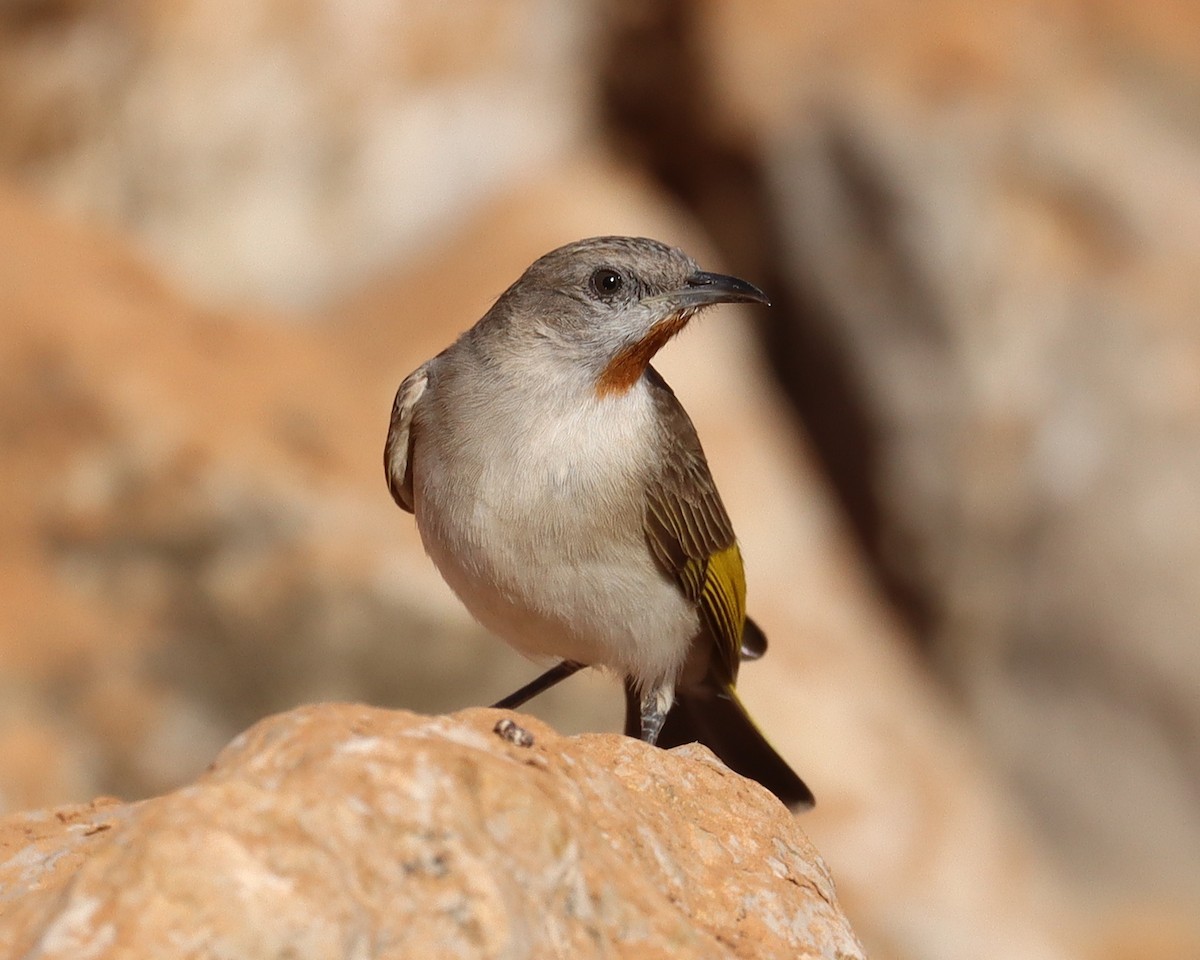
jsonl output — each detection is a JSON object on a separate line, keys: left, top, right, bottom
{"left": 639, "top": 683, "right": 675, "bottom": 746}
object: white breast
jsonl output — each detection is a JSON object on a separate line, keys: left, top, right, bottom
{"left": 413, "top": 373, "right": 699, "bottom": 688}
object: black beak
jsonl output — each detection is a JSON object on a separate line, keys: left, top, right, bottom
{"left": 677, "top": 270, "right": 771, "bottom": 308}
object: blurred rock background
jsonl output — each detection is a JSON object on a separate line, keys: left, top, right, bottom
{"left": 1, "top": 1, "right": 1197, "bottom": 958}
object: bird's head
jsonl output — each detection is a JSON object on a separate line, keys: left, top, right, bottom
{"left": 492, "top": 236, "right": 770, "bottom": 397}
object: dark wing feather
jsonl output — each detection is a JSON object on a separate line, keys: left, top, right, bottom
{"left": 642, "top": 367, "right": 745, "bottom": 685}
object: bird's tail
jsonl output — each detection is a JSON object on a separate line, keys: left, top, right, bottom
{"left": 624, "top": 680, "right": 815, "bottom": 812}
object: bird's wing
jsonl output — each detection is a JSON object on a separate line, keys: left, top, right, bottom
{"left": 643, "top": 367, "right": 745, "bottom": 685}
{"left": 384, "top": 362, "right": 432, "bottom": 513}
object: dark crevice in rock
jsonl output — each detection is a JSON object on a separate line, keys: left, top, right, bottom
{"left": 596, "top": 0, "right": 936, "bottom": 640}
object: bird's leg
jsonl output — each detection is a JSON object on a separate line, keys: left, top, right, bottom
{"left": 638, "top": 682, "right": 676, "bottom": 746}
{"left": 491, "top": 660, "right": 584, "bottom": 710}
{"left": 622, "top": 679, "right": 641, "bottom": 737}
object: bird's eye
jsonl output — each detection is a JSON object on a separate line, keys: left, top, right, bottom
{"left": 589, "top": 268, "right": 624, "bottom": 299}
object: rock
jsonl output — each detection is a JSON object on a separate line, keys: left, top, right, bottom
{"left": 0, "top": 158, "right": 709, "bottom": 812}
{"left": 4, "top": 2, "right": 1193, "bottom": 956}
{"left": 0, "top": 704, "right": 865, "bottom": 960}
{"left": 0, "top": 162, "right": 1091, "bottom": 960}
{"left": 0, "top": 0, "right": 592, "bottom": 307}
{"left": 0, "top": 180, "right": 587, "bottom": 812}
{"left": 342, "top": 161, "right": 1088, "bottom": 960}
{"left": 600, "top": 0, "right": 1200, "bottom": 917}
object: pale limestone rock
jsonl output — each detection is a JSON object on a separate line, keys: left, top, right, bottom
{"left": 0, "top": 0, "right": 590, "bottom": 307}
{"left": 752, "top": 3, "right": 1200, "bottom": 904}
{"left": 0, "top": 704, "right": 865, "bottom": 960}
{"left": 0, "top": 158, "right": 699, "bottom": 815}
{"left": 1, "top": 1, "right": 1196, "bottom": 956}
{"left": 602, "top": 0, "right": 1200, "bottom": 934}
{"left": 0, "top": 163, "right": 1093, "bottom": 960}
{"left": 343, "top": 164, "right": 1090, "bottom": 960}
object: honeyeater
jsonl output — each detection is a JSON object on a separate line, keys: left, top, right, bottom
{"left": 384, "top": 236, "right": 813, "bottom": 810}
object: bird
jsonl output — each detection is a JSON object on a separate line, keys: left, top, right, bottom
{"left": 384, "top": 236, "right": 814, "bottom": 810}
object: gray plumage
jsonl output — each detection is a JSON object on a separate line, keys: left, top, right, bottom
{"left": 385, "top": 236, "right": 813, "bottom": 809}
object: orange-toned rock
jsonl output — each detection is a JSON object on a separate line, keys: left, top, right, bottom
{"left": 3, "top": 1, "right": 1194, "bottom": 955}
{"left": 0, "top": 164, "right": 1092, "bottom": 960}
{"left": 603, "top": 0, "right": 1200, "bottom": 923}
{"left": 0, "top": 180, "right": 541, "bottom": 811}
{"left": 0, "top": 0, "right": 592, "bottom": 308}
{"left": 0, "top": 704, "right": 865, "bottom": 960}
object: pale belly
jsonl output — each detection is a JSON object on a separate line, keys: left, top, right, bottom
{"left": 412, "top": 393, "right": 700, "bottom": 687}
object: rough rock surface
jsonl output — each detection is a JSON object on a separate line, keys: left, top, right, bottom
{"left": 0, "top": 704, "right": 865, "bottom": 960}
